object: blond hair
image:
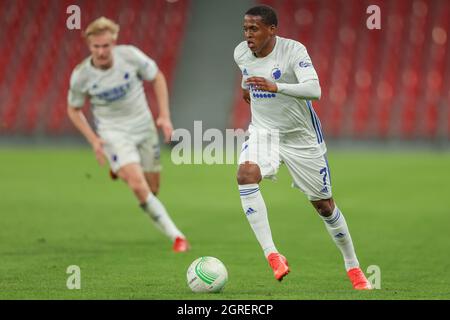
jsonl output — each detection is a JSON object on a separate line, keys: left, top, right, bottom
{"left": 84, "top": 17, "right": 120, "bottom": 40}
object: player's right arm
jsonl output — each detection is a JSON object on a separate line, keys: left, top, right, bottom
{"left": 67, "top": 107, "right": 105, "bottom": 166}
{"left": 67, "top": 67, "right": 105, "bottom": 166}
{"left": 234, "top": 42, "right": 251, "bottom": 105}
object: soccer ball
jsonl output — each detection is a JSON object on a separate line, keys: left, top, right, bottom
{"left": 187, "top": 256, "right": 228, "bottom": 293}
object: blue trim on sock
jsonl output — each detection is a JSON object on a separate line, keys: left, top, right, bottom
{"left": 325, "top": 208, "right": 341, "bottom": 225}
{"left": 239, "top": 188, "right": 260, "bottom": 196}
{"left": 239, "top": 187, "right": 259, "bottom": 193}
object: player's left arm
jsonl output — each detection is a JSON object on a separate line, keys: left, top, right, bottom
{"left": 245, "top": 46, "right": 321, "bottom": 100}
{"left": 152, "top": 70, "right": 173, "bottom": 143}
{"left": 276, "top": 46, "right": 321, "bottom": 100}
{"left": 245, "top": 76, "right": 320, "bottom": 100}
{"left": 275, "top": 79, "right": 321, "bottom": 100}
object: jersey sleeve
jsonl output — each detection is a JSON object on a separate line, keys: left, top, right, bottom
{"left": 128, "top": 46, "right": 159, "bottom": 81}
{"left": 234, "top": 42, "right": 249, "bottom": 90}
{"left": 291, "top": 44, "right": 319, "bottom": 83}
{"left": 67, "top": 69, "right": 87, "bottom": 108}
{"left": 241, "top": 77, "right": 247, "bottom": 90}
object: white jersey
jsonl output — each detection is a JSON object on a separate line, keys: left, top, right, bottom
{"left": 234, "top": 36, "right": 326, "bottom": 157}
{"left": 68, "top": 45, "right": 158, "bottom": 132}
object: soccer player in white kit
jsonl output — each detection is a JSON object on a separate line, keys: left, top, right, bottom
{"left": 67, "top": 17, "right": 190, "bottom": 252}
{"left": 235, "top": 6, "right": 371, "bottom": 289}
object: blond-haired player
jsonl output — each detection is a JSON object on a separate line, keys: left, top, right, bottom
{"left": 67, "top": 17, "right": 190, "bottom": 252}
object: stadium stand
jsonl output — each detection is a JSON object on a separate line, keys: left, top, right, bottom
{"left": 231, "top": 0, "right": 449, "bottom": 140}
{"left": 0, "top": 0, "right": 190, "bottom": 135}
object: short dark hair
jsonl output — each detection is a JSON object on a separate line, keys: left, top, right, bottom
{"left": 245, "top": 5, "right": 278, "bottom": 27}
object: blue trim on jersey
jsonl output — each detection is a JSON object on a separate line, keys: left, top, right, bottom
{"left": 314, "top": 114, "right": 323, "bottom": 143}
{"left": 312, "top": 103, "right": 323, "bottom": 143}
{"left": 308, "top": 100, "right": 325, "bottom": 143}
{"left": 307, "top": 100, "right": 322, "bottom": 144}
{"left": 316, "top": 112, "right": 324, "bottom": 142}
{"left": 306, "top": 101, "right": 320, "bottom": 143}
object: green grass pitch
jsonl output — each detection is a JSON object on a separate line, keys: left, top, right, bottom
{"left": 1, "top": 148, "right": 449, "bottom": 299}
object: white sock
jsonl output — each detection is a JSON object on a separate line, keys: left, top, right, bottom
{"left": 239, "top": 184, "right": 277, "bottom": 258}
{"left": 140, "top": 193, "right": 184, "bottom": 241}
{"left": 321, "top": 206, "right": 360, "bottom": 271}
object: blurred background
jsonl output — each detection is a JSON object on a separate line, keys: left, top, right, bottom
{"left": 0, "top": 0, "right": 448, "bottom": 146}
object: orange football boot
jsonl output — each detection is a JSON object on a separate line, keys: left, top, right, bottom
{"left": 173, "top": 237, "right": 190, "bottom": 253}
{"left": 347, "top": 267, "right": 373, "bottom": 290}
{"left": 267, "top": 253, "right": 290, "bottom": 281}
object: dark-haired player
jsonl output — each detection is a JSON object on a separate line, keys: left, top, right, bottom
{"left": 234, "top": 6, "right": 371, "bottom": 289}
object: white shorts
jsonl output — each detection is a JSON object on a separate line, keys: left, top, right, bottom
{"left": 238, "top": 129, "right": 332, "bottom": 201}
{"left": 100, "top": 127, "right": 161, "bottom": 173}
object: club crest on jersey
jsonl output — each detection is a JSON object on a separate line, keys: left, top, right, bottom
{"left": 271, "top": 67, "right": 281, "bottom": 80}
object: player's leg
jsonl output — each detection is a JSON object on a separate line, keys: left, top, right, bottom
{"left": 144, "top": 172, "right": 160, "bottom": 195}
{"left": 117, "top": 162, "right": 151, "bottom": 203}
{"left": 116, "top": 163, "right": 187, "bottom": 250}
{"left": 311, "top": 197, "right": 371, "bottom": 289}
{"left": 310, "top": 197, "right": 360, "bottom": 270}
{"left": 138, "top": 133, "right": 189, "bottom": 252}
{"left": 237, "top": 162, "right": 275, "bottom": 256}
{"left": 143, "top": 171, "right": 190, "bottom": 252}
{"left": 101, "top": 132, "right": 145, "bottom": 197}
{"left": 237, "top": 135, "right": 289, "bottom": 281}
{"left": 284, "top": 152, "right": 371, "bottom": 289}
